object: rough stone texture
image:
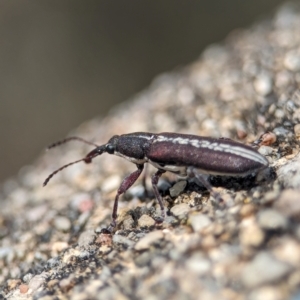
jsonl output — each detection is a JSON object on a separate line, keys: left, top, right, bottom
{"left": 241, "top": 252, "right": 292, "bottom": 288}
{"left": 169, "top": 180, "right": 187, "bottom": 197}
{"left": 2, "top": 3, "right": 300, "bottom": 300}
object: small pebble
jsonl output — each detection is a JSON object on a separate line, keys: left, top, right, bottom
{"left": 122, "top": 215, "right": 135, "bottom": 230}
{"left": 273, "top": 240, "right": 300, "bottom": 266}
{"left": 296, "top": 225, "right": 300, "bottom": 241}
{"left": 135, "top": 231, "right": 164, "bottom": 251}
{"left": 0, "top": 247, "right": 12, "bottom": 260}
{"left": 157, "top": 179, "right": 173, "bottom": 192}
{"left": 253, "top": 74, "right": 272, "bottom": 96}
{"left": 46, "top": 257, "right": 60, "bottom": 268}
{"left": 258, "top": 132, "right": 277, "bottom": 146}
{"left": 54, "top": 216, "right": 71, "bottom": 232}
{"left": 169, "top": 181, "right": 187, "bottom": 197}
{"left": 7, "top": 279, "right": 21, "bottom": 290}
{"left": 240, "top": 220, "right": 265, "bottom": 247}
{"left": 23, "top": 273, "right": 34, "bottom": 283}
{"left": 242, "top": 252, "right": 292, "bottom": 288}
{"left": 248, "top": 286, "right": 285, "bottom": 300}
{"left": 59, "top": 275, "right": 75, "bottom": 292}
{"left": 275, "top": 109, "right": 285, "bottom": 119}
{"left": 294, "top": 124, "right": 300, "bottom": 137}
{"left": 293, "top": 109, "right": 300, "bottom": 123}
{"left": 19, "top": 284, "right": 29, "bottom": 294}
{"left": 95, "top": 233, "right": 113, "bottom": 247}
{"left": 26, "top": 204, "right": 48, "bottom": 222}
{"left": 71, "top": 193, "right": 92, "bottom": 210}
{"left": 275, "top": 70, "right": 292, "bottom": 88}
{"left": 47, "top": 279, "right": 59, "bottom": 289}
{"left": 51, "top": 241, "right": 69, "bottom": 254}
{"left": 275, "top": 189, "right": 300, "bottom": 217}
{"left": 78, "top": 199, "right": 94, "bottom": 213}
{"left": 28, "top": 273, "right": 48, "bottom": 292}
{"left": 239, "top": 204, "right": 256, "bottom": 218}
{"left": 138, "top": 214, "right": 155, "bottom": 228}
{"left": 258, "top": 145, "right": 273, "bottom": 156}
{"left": 128, "top": 185, "right": 145, "bottom": 198}
{"left": 101, "top": 175, "right": 121, "bottom": 193}
{"left": 262, "top": 190, "right": 280, "bottom": 204}
{"left": 273, "top": 126, "right": 290, "bottom": 137}
{"left": 96, "top": 286, "right": 124, "bottom": 299}
{"left": 113, "top": 234, "right": 135, "bottom": 248}
{"left": 189, "top": 214, "right": 212, "bottom": 232}
{"left": 186, "top": 254, "right": 211, "bottom": 275}
{"left": 163, "top": 215, "right": 179, "bottom": 226}
{"left": 170, "top": 203, "right": 190, "bottom": 217}
{"left": 78, "top": 250, "right": 90, "bottom": 260}
{"left": 178, "top": 86, "right": 194, "bottom": 105}
{"left": 62, "top": 248, "right": 81, "bottom": 264}
{"left": 77, "top": 229, "right": 96, "bottom": 248}
{"left": 77, "top": 211, "right": 91, "bottom": 228}
{"left": 257, "top": 209, "right": 288, "bottom": 230}
{"left": 284, "top": 50, "right": 300, "bottom": 71}
{"left": 280, "top": 155, "right": 300, "bottom": 185}
{"left": 135, "top": 251, "right": 155, "bottom": 267}
{"left": 201, "top": 235, "right": 217, "bottom": 249}
{"left": 286, "top": 100, "right": 297, "bottom": 113}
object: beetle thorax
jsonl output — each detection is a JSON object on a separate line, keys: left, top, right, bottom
{"left": 113, "top": 133, "right": 152, "bottom": 164}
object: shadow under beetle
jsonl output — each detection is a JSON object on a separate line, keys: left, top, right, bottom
{"left": 44, "top": 132, "right": 269, "bottom": 230}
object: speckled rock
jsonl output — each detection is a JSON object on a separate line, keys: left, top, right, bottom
{"left": 134, "top": 231, "right": 164, "bottom": 251}
{"left": 77, "top": 229, "right": 96, "bottom": 248}
{"left": 239, "top": 218, "right": 265, "bottom": 247}
{"left": 257, "top": 209, "right": 289, "bottom": 231}
{"left": 112, "top": 234, "right": 135, "bottom": 248}
{"left": 54, "top": 216, "right": 72, "bottom": 232}
{"left": 189, "top": 213, "right": 212, "bottom": 232}
{"left": 275, "top": 189, "right": 300, "bottom": 217}
{"left": 137, "top": 214, "right": 156, "bottom": 228}
{"left": 169, "top": 181, "right": 187, "bottom": 197}
{"left": 241, "top": 252, "right": 292, "bottom": 288}
{"left": 277, "top": 156, "right": 300, "bottom": 189}
{"left": 2, "top": 4, "right": 300, "bottom": 300}
{"left": 170, "top": 203, "right": 190, "bottom": 217}
{"left": 253, "top": 73, "right": 273, "bottom": 96}
{"left": 248, "top": 286, "right": 285, "bottom": 300}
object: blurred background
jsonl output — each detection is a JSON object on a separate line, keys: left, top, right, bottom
{"left": 0, "top": 0, "right": 284, "bottom": 183}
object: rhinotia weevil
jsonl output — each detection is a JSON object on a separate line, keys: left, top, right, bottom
{"left": 44, "top": 132, "right": 269, "bottom": 229}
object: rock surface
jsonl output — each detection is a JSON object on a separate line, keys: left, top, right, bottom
{"left": 1, "top": 3, "right": 300, "bottom": 300}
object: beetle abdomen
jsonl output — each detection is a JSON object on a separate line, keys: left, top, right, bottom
{"left": 147, "top": 133, "right": 268, "bottom": 176}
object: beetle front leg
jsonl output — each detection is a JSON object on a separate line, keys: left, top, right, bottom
{"left": 141, "top": 163, "right": 149, "bottom": 197}
{"left": 108, "top": 164, "right": 144, "bottom": 230}
{"left": 151, "top": 169, "right": 166, "bottom": 222}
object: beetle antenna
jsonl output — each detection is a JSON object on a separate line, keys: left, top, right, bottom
{"left": 43, "top": 158, "right": 86, "bottom": 186}
{"left": 47, "top": 136, "right": 99, "bottom": 150}
{"left": 43, "top": 145, "right": 105, "bottom": 186}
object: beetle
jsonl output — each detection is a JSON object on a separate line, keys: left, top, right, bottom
{"left": 44, "top": 132, "right": 269, "bottom": 229}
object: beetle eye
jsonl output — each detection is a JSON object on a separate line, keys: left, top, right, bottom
{"left": 106, "top": 144, "right": 115, "bottom": 154}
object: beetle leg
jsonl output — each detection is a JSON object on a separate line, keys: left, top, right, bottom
{"left": 141, "top": 163, "right": 149, "bottom": 197}
{"left": 187, "top": 167, "right": 223, "bottom": 204}
{"left": 108, "top": 164, "right": 144, "bottom": 230}
{"left": 151, "top": 169, "right": 166, "bottom": 222}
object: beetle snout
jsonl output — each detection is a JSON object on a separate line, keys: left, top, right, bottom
{"left": 84, "top": 145, "right": 106, "bottom": 163}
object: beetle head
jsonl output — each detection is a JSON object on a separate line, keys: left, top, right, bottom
{"left": 84, "top": 135, "right": 119, "bottom": 162}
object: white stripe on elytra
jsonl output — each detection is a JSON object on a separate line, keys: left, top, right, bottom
{"left": 154, "top": 135, "right": 267, "bottom": 166}
{"left": 134, "top": 134, "right": 153, "bottom": 140}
